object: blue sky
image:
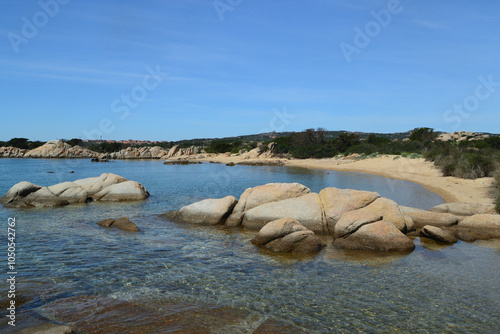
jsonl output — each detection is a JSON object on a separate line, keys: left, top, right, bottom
{"left": 1, "top": 0, "right": 499, "bottom": 141}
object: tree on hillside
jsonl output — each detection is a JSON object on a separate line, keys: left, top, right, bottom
{"left": 7, "top": 138, "right": 29, "bottom": 149}
{"left": 409, "top": 127, "right": 437, "bottom": 142}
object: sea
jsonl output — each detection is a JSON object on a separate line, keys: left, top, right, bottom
{"left": 0, "top": 158, "right": 499, "bottom": 333}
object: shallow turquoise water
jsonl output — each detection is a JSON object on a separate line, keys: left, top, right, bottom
{"left": 0, "top": 159, "right": 499, "bottom": 333}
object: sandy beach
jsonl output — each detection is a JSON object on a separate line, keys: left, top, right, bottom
{"left": 193, "top": 154, "right": 494, "bottom": 204}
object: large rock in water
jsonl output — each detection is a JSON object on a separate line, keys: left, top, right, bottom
{"left": 93, "top": 181, "right": 150, "bottom": 201}
{"left": 1, "top": 173, "right": 149, "bottom": 208}
{"left": 48, "top": 182, "right": 89, "bottom": 204}
{"left": 429, "top": 202, "right": 497, "bottom": 216}
{"left": 252, "top": 218, "right": 326, "bottom": 253}
{"left": 421, "top": 225, "right": 458, "bottom": 244}
{"left": 241, "top": 193, "right": 326, "bottom": 234}
{"left": 166, "top": 196, "right": 238, "bottom": 225}
{"left": 455, "top": 214, "right": 500, "bottom": 240}
{"left": 319, "top": 187, "right": 380, "bottom": 235}
{"left": 363, "top": 198, "right": 415, "bottom": 233}
{"left": 233, "top": 183, "right": 311, "bottom": 213}
{"left": 333, "top": 220, "right": 415, "bottom": 252}
{"left": 73, "top": 173, "right": 127, "bottom": 196}
{"left": 227, "top": 183, "right": 311, "bottom": 226}
{"left": 22, "top": 187, "right": 69, "bottom": 208}
{"left": 0, "top": 181, "right": 41, "bottom": 206}
{"left": 406, "top": 211, "right": 458, "bottom": 229}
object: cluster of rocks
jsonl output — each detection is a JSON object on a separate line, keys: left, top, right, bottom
{"left": 0, "top": 173, "right": 150, "bottom": 208}
{"left": 436, "top": 131, "right": 490, "bottom": 142}
{"left": 0, "top": 140, "right": 206, "bottom": 160}
{"left": 165, "top": 145, "right": 203, "bottom": 158}
{"left": 0, "top": 140, "right": 101, "bottom": 158}
{"left": 163, "top": 183, "right": 500, "bottom": 254}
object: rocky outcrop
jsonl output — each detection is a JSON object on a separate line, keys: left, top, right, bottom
{"left": 164, "top": 145, "right": 203, "bottom": 159}
{"left": 251, "top": 218, "right": 326, "bottom": 253}
{"left": 436, "top": 131, "right": 489, "bottom": 142}
{"left": 165, "top": 196, "right": 237, "bottom": 225}
{"left": 429, "top": 202, "right": 497, "bottom": 216}
{"left": 0, "top": 146, "right": 27, "bottom": 157}
{"left": 104, "top": 146, "right": 169, "bottom": 159}
{"left": 23, "top": 141, "right": 100, "bottom": 158}
{"left": 162, "top": 182, "right": 500, "bottom": 254}
{"left": 97, "top": 217, "right": 139, "bottom": 232}
{"left": 1, "top": 173, "right": 149, "bottom": 208}
{"left": 0, "top": 140, "right": 204, "bottom": 160}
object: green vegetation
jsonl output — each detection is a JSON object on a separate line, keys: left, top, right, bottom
{"left": 273, "top": 128, "right": 426, "bottom": 159}
{"left": 0, "top": 138, "right": 44, "bottom": 149}
{"left": 494, "top": 172, "right": 500, "bottom": 214}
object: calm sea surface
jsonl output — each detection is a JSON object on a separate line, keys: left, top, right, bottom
{"left": 0, "top": 159, "right": 498, "bottom": 333}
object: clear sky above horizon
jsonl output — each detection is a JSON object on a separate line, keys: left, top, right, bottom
{"left": 1, "top": 0, "right": 499, "bottom": 141}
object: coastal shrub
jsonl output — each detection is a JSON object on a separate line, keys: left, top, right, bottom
{"left": 455, "top": 153, "right": 495, "bottom": 179}
{"left": 366, "top": 134, "right": 391, "bottom": 145}
{"left": 89, "top": 142, "right": 124, "bottom": 153}
{"left": 409, "top": 127, "right": 437, "bottom": 142}
{"left": 401, "top": 152, "right": 408, "bottom": 157}
{"left": 3, "top": 137, "right": 44, "bottom": 149}
{"left": 494, "top": 171, "right": 500, "bottom": 214}
{"left": 345, "top": 143, "right": 378, "bottom": 155}
{"left": 205, "top": 141, "right": 233, "bottom": 153}
{"left": 291, "top": 145, "right": 337, "bottom": 159}
{"left": 369, "top": 152, "right": 379, "bottom": 158}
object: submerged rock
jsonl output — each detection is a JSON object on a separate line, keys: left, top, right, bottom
{"left": 163, "top": 159, "right": 202, "bottom": 165}
{"left": 252, "top": 217, "right": 325, "bottom": 253}
{"left": 98, "top": 217, "right": 139, "bottom": 232}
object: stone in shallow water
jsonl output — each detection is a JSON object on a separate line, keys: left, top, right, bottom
{"left": 97, "top": 217, "right": 139, "bottom": 232}
{"left": 421, "top": 225, "right": 458, "bottom": 244}
{"left": 334, "top": 220, "right": 415, "bottom": 252}
{"left": 406, "top": 211, "right": 459, "bottom": 229}
{"left": 166, "top": 196, "right": 238, "bottom": 225}
{"left": 252, "top": 217, "right": 326, "bottom": 253}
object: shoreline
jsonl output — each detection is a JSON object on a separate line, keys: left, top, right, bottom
{"left": 1, "top": 155, "right": 493, "bottom": 204}
{"left": 191, "top": 154, "right": 494, "bottom": 205}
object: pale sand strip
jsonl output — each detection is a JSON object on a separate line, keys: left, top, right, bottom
{"left": 192, "top": 155, "right": 494, "bottom": 204}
